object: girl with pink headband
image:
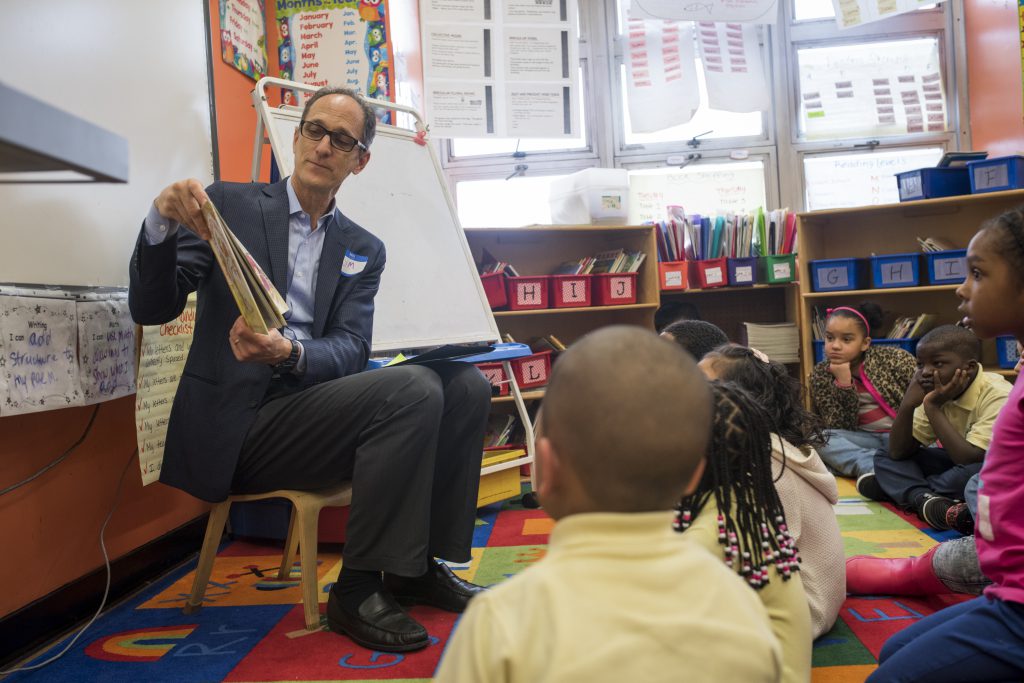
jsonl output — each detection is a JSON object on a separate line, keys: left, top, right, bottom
{"left": 808, "top": 302, "right": 916, "bottom": 479}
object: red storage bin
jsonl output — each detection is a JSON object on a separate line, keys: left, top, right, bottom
{"left": 593, "top": 272, "right": 637, "bottom": 305}
{"left": 480, "top": 272, "right": 508, "bottom": 309}
{"left": 690, "top": 258, "right": 728, "bottom": 289}
{"left": 510, "top": 351, "right": 553, "bottom": 389}
{"left": 506, "top": 275, "right": 550, "bottom": 310}
{"left": 550, "top": 274, "right": 592, "bottom": 308}
{"left": 658, "top": 261, "right": 689, "bottom": 291}
{"left": 477, "top": 362, "right": 510, "bottom": 396}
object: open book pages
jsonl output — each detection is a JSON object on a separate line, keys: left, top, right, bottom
{"left": 201, "top": 201, "right": 288, "bottom": 335}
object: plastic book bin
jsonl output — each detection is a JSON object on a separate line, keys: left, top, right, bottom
{"left": 658, "top": 261, "right": 689, "bottom": 291}
{"left": 758, "top": 253, "right": 797, "bottom": 284}
{"left": 480, "top": 272, "right": 508, "bottom": 309}
{"left": 550, "top": 274, "right": 592, "bottom": 308}
{"left": 871, "top": 253, "right": 921, "bottom": 289}
{"left": 727, "top": 257, "right": 758, "bottom": 286}
{"left": 813, "top": 338, "right": 918, "bottom": 363}
{"left": 996, "top": 335, "right": 1020, "bottom": 369}
{"left": 505, "top": 275, "right": 550, "bottom": 311}
{"left": 593, "top": 272, "right": 638, "bottom": 305}
{"left": 895, "top": 167, "right": 971, "bottom": 202}
{"left": 690, "top": 258, "right": 728, "bottom": 289}
{"left": 476, "top": 362, "right": 510, "bottom": 396}
{"left": 510, "top": 350, "right": 553, "bottom": 389}
{"left": 967, "top": 155, "right": 1024, "bottom": 194}
{"left": 925, "top": 249, "right": 967, "bottom": 285}
{"left": 809, "top": 258, "right": 866, "bottom": 292}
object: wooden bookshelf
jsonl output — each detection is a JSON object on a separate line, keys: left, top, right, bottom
{"left": 795, "top": 189, "right": 1024, "bottom": 379}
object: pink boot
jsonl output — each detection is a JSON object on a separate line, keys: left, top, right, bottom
{"left": 846, "top": 545, "right": 949, "bottom": 595}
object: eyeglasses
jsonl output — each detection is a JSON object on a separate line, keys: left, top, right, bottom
{"left": 298, "top": 120, "right": 367, "bottom": 153}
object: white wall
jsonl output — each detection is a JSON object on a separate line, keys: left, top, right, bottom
{"left": 0, "top": 1, "right": 214, "bottom": 287}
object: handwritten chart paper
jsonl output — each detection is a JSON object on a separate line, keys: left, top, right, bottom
{"left": 798, "top": 40, "right": 945, "bottom": 140}
{"left": 0, "top": 297, "right": 81, "bottom": 416}
{"left": 629, "top": 0, "right": 779, "bottom": 25}
{"left": 421, "top": 0, "right": 580, "bottom": 137}
{"left": 803, "top": 147, "right": 943, "bottom": 211}
{"left": 625, "top": 19, "right": 700, "bottom": 132}
{"left": 831, "top": 0, "right": 945, "bottom": 29}
{"left": 136, "top": 297, "right": 195, "bottom": 486}
{"left": 628, "top": 162, "right": 767, "bottom": 222}
{"left": 696, "top": 22, "right": 769, "bottom": 113}
{"left": 77, "top": 299, "right": 136, "bottom": 405}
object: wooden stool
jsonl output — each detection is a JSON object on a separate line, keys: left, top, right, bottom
{"left": 182, "top": 483, "right": 353, "bottom": 631}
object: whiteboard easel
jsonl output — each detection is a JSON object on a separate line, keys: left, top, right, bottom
{"left": 250, "top": 78, "right": 535, "bottom": 500}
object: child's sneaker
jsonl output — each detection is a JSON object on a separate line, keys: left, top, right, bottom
{"left": 919, "top": 493, "right": 957, "bottom": 530}
{"left": 944, "top": 502, "right": 974, "bottom": 535}
{"left": 856, "top": 472, "right": 889, "bottom": 502}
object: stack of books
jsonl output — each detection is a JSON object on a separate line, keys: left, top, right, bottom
{"left": 551, "top": 249, "right": 645, "bottom": 275}
{"left": 479, "top": 260, "right": 520, "bottom": 277}
{"left": 742, "top": 322, "right": 800, "bottom": 364}
{"left": 886, "top": 313, "right": 938, "bottom": 339}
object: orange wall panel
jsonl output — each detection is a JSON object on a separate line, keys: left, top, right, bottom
{"left": 0, "top": 399, "right": 207, "bottom": 618}
{"left": 965, "top": 0, "right": 1024, "bottom": 155}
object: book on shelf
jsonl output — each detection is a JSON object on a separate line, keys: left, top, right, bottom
{"left": 742, "top": 322, "right": 800, "bottom": 364}
{"left": 886, "top": 313, "right": 938, "bottom": 339}
{"left": 916, "top": 236, "right": 959, "bottom": 253}
{"left": 484, "top": 413, "right": 517, "bottom": 448}
{"left": 201, "top": 200, "right": 288, "bottom": 335}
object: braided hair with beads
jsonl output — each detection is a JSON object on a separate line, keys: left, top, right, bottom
{"left": 674, "top": 381, "right": 800, "bottom": 589}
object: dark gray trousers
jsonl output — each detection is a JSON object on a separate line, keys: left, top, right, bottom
{"left": 232, "top": 362, "right": 491, "bottom": 577}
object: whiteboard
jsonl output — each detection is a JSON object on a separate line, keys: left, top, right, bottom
{"left": 261, "top": 100, "right": 500, "bottom": 352}
{"left": 0, "top": 0, "right": 213, "bottom": 287}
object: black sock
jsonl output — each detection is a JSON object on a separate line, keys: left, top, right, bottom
{"left": 334, "top": 566, "right": 383, "bottom": 612}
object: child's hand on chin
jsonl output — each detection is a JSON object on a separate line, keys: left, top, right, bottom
{"left": 829, "top": 361, "right": 853, "bottom": 385}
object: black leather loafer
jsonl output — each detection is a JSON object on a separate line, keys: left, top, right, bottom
{"left": 383, "top": 558, "right": 488, "bottom": 613}
{"left": 326, "top": 589, "right": 429, "bottom": 652}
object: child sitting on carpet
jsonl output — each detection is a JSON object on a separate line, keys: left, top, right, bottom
{"left": 809, "top": 302, "right": 917, "bottom": 478}
{"left": 675, "top": 381, "right": 812, "bottom": 683}
{"left": 698, "top": 344, "right": 843, "bottom": 640}
{"left": 859, "top": 325, "right": 1010, "bottom": 533}
{"left": 869, "top": 207, "right": 1024, "bottom": 681}
{"left": 434, "top": 327, "right": 782, "bottom": 683}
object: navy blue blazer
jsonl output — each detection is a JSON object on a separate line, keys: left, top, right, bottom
{"left": 129, "top": 179, "right": 385, "bottom": 502}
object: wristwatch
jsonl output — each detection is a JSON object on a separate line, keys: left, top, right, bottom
{"left": 273, "top": 339, "right": 300, "bottom": 374}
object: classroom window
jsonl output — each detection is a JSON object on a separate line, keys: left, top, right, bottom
{"left": 802, "top": 147, "right": 943, "bottom": 211}
{"left": 796, "top": 38, "right": 946, "bottom": 141}
{"left": 627, "top": 160, "right": 767, "bottom": 222}
{"left": 456, "top": 174, "right": 569, "bottom": 228}
{"left": 792, "top": 0, "right": 938, "bottom": 22}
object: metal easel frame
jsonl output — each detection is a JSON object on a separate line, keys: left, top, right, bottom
{"left": 248, "top": 77, "right": 538, "bottom": 502}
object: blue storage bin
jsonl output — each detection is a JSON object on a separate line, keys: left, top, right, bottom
{"left": 925, "top": 249, "right": 967, "bottom": 285}
{"left": 872, "top": 337, "right": 919, "bottom": 356}
{"left": 895, "top": 167, "right": 971, "bottom": 202}
{"left": 871, "top": 253, "right": 921, "bottom": 289}
{"left": 996, "top": 335, "right": 1020, "bottom": 370}
{"left": 810, "top": 258, "right": 866, "bottom": 292}
{"left": 967, "top": 156, "right": 1024, "bottom": 194}
{"left": 727, "top": 257, "right": 758, "bottom": 286}
{"left": 814, "top": 337, "right": 918, "bottom": 364}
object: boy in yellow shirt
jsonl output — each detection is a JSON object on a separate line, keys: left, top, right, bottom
{"left": 858, "top": 325, "right": 1011, "bottom": 533}
{"left": 434, "top": 326, "right": 781, "bottom": 683}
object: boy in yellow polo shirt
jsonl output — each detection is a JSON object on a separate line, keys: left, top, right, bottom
{"left": 857, "top": 325, "right": 1011, "bottom": 533}
{"left": 434, "top": 327, "right": 782, "bottom": 683}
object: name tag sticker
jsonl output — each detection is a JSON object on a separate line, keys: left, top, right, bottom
{"left": 341, "top": 250, "right": 368, "bottom": 276}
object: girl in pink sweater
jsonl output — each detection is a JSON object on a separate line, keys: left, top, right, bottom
{"left": 869, "top": 207, "right": 1024, "bottom": 681}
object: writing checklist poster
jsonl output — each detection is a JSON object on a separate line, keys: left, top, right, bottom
{"left": 276, "top": 0, "right": 393, "bottom": 113}
{"left": 136, "top": 295, "right": 196, "bottom": 486}
{"left": 421, "top": 0, "right": 580, "bottom": 138}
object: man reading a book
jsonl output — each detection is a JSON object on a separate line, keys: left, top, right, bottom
{"left": 128, "top": 87, "right": 491, "bottom": 653}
